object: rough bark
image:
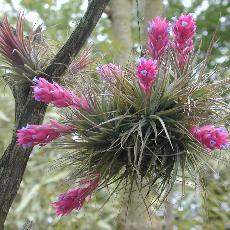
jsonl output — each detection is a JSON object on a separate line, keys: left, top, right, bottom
{"left": 0, "top": 0, "right": 110, "bottom": 228}
{"left": 110, "top": 0, "right": 133, "bottom": 65}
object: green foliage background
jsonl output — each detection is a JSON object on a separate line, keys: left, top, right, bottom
{"left": 0, "top": 0, "right": 229, "bottom": 229}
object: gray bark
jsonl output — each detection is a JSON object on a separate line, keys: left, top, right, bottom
{"left": 165, "top": 192, "right": 174, "bottom": 230}
{"left": 110, "top": 0, "right": 133, "bottom": 65}
{"left": 0, "top": 0, "right": 110, "bottom": 228}
{"left": 143, "top": 0, "right": 164, "bottom": 27}
{"left": 115, "top": 0, "right": 164, "bottom": 229}
{"left": 117, "top": 190, "right": 163, "bottom": 230}
{"left": 140, "top": 0, "right": 164, "bottom": 43}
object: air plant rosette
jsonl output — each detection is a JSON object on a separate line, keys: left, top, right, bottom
{"left": 0, "top": 13, "right": 55, "bottom": 82}
{"left": 16, "top": 14, "right": 230, "bottom": 216}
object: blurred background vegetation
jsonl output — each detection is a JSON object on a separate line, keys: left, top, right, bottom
{"left": 0, "top": 0, "right": 229, "bottom": 229}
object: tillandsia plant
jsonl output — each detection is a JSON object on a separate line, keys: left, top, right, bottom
{"left": 17, "top": 13, "right": 230, "bottom": 216}
{"left": 0, "top": 12, "right": 55, "bottom": 82}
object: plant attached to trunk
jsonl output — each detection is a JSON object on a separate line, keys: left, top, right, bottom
{"left": 0, "top": 13, "right": 55, "bottom": 82}
{"left": 17, "top": 13, "right": 230, "bottom": 216}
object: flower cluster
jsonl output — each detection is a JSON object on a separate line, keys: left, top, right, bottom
{"left": 136, "top": 58, "right": 157, "bottom": 94}
{"left": 147, "top": 16, "right": 170, "bottom": 60}
{"left": 52, "top": 177, "right": 99, "bottom": 216}
{"left": 32, "top": 77, "right": 91, "bottom": 111}
{"left": 15, "top": 13, "right": 230, "bottom": 218}
{"left": 146, "top": 14, "right": 196, "bottom": 69}
{"left": 17, "top": 120, "right": 74, "bottom": 148}
{"left": 191, "top": 125, "right": 230, "bottom": 150}
{"left": 97, "top": 63, "right": 122, "bottom": 82}
{"left": 172, "top": 14, "right": 196, "bottom": 69}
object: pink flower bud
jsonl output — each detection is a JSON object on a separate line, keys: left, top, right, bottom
{"left": 172, "top": 14, "right": 196, "bottom": 69}
{"left": 32, "top": 77, "right": 91, "bottom": 111}
{"left": 191, "top": 125, "right": 230, "bottom": 151}
{"left": 147, "top": 16, "right": 170, "bottom": 60}
{"left": 97, "top": 63, "right": 122, "bottom": 82}
{"left": 51, "top": 176, "right": 99, "bottom": 216}
{"left": 17, "top": 120, "right": 74, "bottom": 148}
{"left": 136, "top": 58, "right": 157, "bottom": 94}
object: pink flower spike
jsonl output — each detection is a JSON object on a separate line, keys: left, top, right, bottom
{"left": 17, "top": 120, "right": 74, "bottom": 148}
{"left": 147, "top": 16, "right": 170, "bottom": 60}
{"left": 32, "top": 77, "right": 91, "bottom": 111}
{"left": 51, "top": 176, "right": 99, "bottom": 216}
{"left": 97, "top": 63, "right": 122, "bottom": 82}
{"left": 136, "top": 58, "right": 157, "bottom": 94}
{"left": 173, "top": 14, "right": 196, "bottom": 44}
{"left": 172, "top": 14, "right": 196, "bottom": 69}
{"left": 191, "top": 125, "right": 230, "bottom": 151}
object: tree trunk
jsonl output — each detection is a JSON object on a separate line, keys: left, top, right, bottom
{"left": 110, "top": 0, "right": 133, "bottom": 65}
{"left": 0, "top": 0, "right": 110, "bottom": 228}
{"left": 0, "top": 99, "right": 46, "bottom": 229}
{"left": 140, "top": 0, "right": 164, "bottom": 43}
{"left": 141, "top": 2, "right": 174, "bottom": 229}
{"left": 143, "top": 0, "right": 164, "bottom": 28}
{"left": 140, "top": 2, "right": 176, "bottom": 229}
{"left": 111, "top": 0, "right": 164, "bottom": 229}
{"left": 165, "top": 192, "right": 174, "bottom": 230}
{"left": 117, "top": 190, "right": 163, "bottom": 230}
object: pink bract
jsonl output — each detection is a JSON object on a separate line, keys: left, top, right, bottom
{"left": 51, "top": 177, "right": 99, "bottom": 216}
{"left": 191, "top": 125, "right": 230, "bottom": 150}
{"left": 147, "top": 16, "right": 170, "bottom": 60}
{"left": 97, "top": 63, "right": 122, "bottom": 82}
{"left": 17, "top": 120, "right": 74, "bottom": 148}
{"left": 32, "top": 77, "right": 91, "bottom": 111}
{"left": 136, "top": 57, "right": 158, "bottom": 94}
{"left": 172, "top": 14, "right": 196, "bottom": 69}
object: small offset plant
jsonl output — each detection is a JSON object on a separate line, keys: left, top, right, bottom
{"left": 14, "top": 14, "right": 230, "bottom": 216}
{"left": 0, "top": 13, "right": 55, "bottom": 82}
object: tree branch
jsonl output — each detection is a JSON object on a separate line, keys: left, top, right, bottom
{"left": 0, "top": 0, "right": 110, "bottom": 228}
{"left": 45, "top": 0, "right": 110, "bottom": 79}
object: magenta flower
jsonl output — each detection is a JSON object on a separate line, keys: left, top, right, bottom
{"left": 136, "top": 58, "right": 158, "bottom": 94}
{"left": 147, "top": 16, "right": 170, "bottom": 60}
{"left": 52, "top": 177, "right": 99, "bottom": 216}
{"left": 97, "top": 63, "right": 122, "bottom": 82}
{"left": 32, "top": 77, "right": 91, "bottom": 111}
{"left": 191, "top": 125, "right": 230, "bottom": 151}
{"left": 172, "top": 14, "right": 196, "bottom": 69}
{"left": 17, "top": 120, "right": 74, "bottom": 148}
